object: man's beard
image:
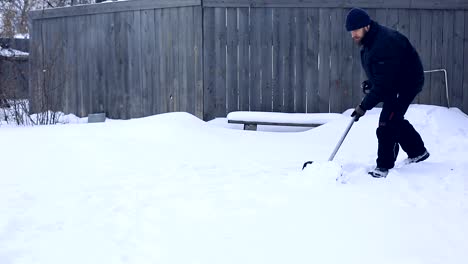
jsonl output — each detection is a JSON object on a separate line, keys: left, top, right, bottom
{"left": 353, "top": 29, "right": 368, "bottom": 46}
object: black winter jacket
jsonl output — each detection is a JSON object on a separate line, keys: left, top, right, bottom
{"left": 359, "top": 21, "right": 424, "bottom": 111}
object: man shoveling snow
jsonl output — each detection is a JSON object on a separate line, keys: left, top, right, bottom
{"left": 345, "top": 8, "right": 430, "bottom": 178}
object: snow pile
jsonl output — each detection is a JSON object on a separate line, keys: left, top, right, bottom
{"left": 0, "top": 104, "right": 467, "bottom": 264}
{"left": 0, "top": 47, "right": 29, "bottom": 58}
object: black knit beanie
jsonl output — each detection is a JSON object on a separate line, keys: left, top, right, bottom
{"left": 345, "top": 8, "right": 371, "bottom": 31}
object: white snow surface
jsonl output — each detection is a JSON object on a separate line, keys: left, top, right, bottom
{"left": 1, "top": 104, "right": 467, "bottom": 264}
{"left": 0, "top": 47, "right": 29, "bottom": 58}
{"left": 227, "top": 111, "right": 342, "bottom": 124}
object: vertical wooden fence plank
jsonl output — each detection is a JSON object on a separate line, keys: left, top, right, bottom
{"left": 194, "top": 6, "right": 204, "bottom": 118}
{"left": 63, "top": 16, "right": 76, "bottom": 114}
{"left": 387, "top": 8, "right": 399, "bottom": 30}
{"left": 155, "top": 8, "right": 166, "bottom": 114}
{"left": 105, "top": 14, "right": 118, "bottom": 117}
{"left": 398, "top": 8, "right": 410, "bottom": 37}
{"left": 261, "top": 8, "right": 273, "bottom": 112}
{"left": 215, "top": 7, "right": 227, "bottom": 117}
{"left": 272, "top": 8, "right": 282, "bottom": 111}
{"left": 141, "top": 9, "right": 155, "bottom": 116}
{"left": 77, "top": 16, "right": 86, "bottom": 116}
{"left": 306, "top": 8, "right": 319, "bottom": 113}
{"left": 238, "top": 7, "right": 250, "bottom": 111}
{"left": 280, "top": 8, "right": 294, "bottom": 112}
{"left": 29, "top": 20, "right": 41, "bottom": 113}
{"left": 179, "top": 7, "right": 188, "bottom": 113}
{"left": 375, "top": 8, "right": 387, "bottom": 27}
{"left": 249, "top": 7, "right": 261, "bottom": 111}
{"left": 203, "top": 7, "right": 216, "bottom": 120}
{"left": 463, "top": 11, "right": 468, "bottom": 112}
{"left": 226, "top": 7, "right": 239, "bottom": 113}
{"left": 295, "top": 8, "right": 306, "bottom": 113}
{"left": 186, "top": 7, "right": 196, "bottom": 115}
{"left": 96, "top": 13, "right": 109, "bottom": 114}
{"left": 318, "top": 8, "right": 331, "bottom": 112}
{"left": 169, "top": 7, "right": 178, "bottom": 112}
{"left": 129, "top": 10, "right": 143, "bottom": 117}
{"left": 408, "top": 9, "right": 421, "bottom": 103}
{"left": 419, "top": 10, "right": 432, "bottom": 105}
{"left": 329, "top": 8, "right": 342, "bottom": 113}
{"left": 442, "top": 10, "right": 454, "bottom": 108}
{"left": 451, "top": 11, "right": 464, "bottom": 108}
{"left": 430, "top": 10, "right": 443, "bottom": 107}
{"left": 86, "top": 15, "right": 96, "bottom": 114}
{"left": 341, "top": 8, "right": 354, "bottom": 112}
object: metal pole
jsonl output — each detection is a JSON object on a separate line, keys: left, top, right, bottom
{"left": 424, "top": 69, "right": 450, "bottom": 108}
{"left": 328, "top": 117, "right": 356, "bottom": 162}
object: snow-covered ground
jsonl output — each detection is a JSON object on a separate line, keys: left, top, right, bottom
{"left": 0, "top": 104, "right": 467, "bottom": 264}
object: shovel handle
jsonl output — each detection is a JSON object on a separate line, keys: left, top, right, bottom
{"left": 327, "top": 117, "right": 356, "bottom": 161}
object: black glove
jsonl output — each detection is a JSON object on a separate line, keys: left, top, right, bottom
{"left": 361, "top": 80, "right": 372, "bottom": 94}
{"left": 351, "top": 105, "right": 366, "bottom": 121}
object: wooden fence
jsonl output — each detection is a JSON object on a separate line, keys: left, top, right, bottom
{"left": 29, "top": 0, "right": 468, "bottom": 120}
{"left": 30, "top": 0, "right": 203, "bottom": 119}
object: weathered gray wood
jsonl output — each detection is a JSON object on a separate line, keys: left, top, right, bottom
{"left": 203, "top": 0, "right": 468, "bottom": 10}
{"left": 173, "top": 7, "right": 181, "bottom": 112}
{"left": 87, "top": 14, "right": 98, "bottom": 114}
{"left": 272, "top": 8, "right": 282, "bottom": 111}
{"left": 419, "top": 10, "right": 432, "bottom": 105}
{"left": 105, "top": 14, "right": 118, "bottom": 118}
{"left": 280, "top": 8, "right": 294, "bottom": 113}
{"left": 410, "top": 0, "right": 468, "bottom": 10}
{"left": 128, "top": 10, "right": 142, "bottom": 117}
{"left": 30, "top": 0, "right": 201, "bottom": 19}
{"left": 375, "top": 8, "right": 387, "bottom": 27}
{"left": 29, "top": 19, "right": 41, "bottom": 113}
{"left": 215, "top": 7, "right": 227, "bottom": 117}
{"left": 119, "top": 12, "right": 133, "bottom": 118}
{"left": 76, "top": 16, "right": 87, "bottom": 116}
{"left": 408, "top": 9, "right": 421, "bottom": 103}
{"left": 194, "top": 6, "right": 204, "bottom": 118}
{"left": 329, "top": 8, "right": 342, "bottom": 113}
{"left": 387, "top": 8, "right": 399, "bottom": 30}
{"left": 203, "top": 7, "right": 216, "bottom": 120}
{"left": 463, "top": 11, "right": 468, "bottom": 112}
{"left": 398, "top": 9, "right": 410, "bottom": 37}
{"left": 430, "top": 10, "right": 443, "bottom": 107}
{"left": 451, "top": 11, "right": 464, "bottom": 108}
{"left": 94, "top": 13, "right": 108, "bottom": 114}
{"left": 183, "top": 7, "right": 193, "bottom": 114}
{"left": 442, "top": 10, "right": 454, "bottom": 107}
{"left": 249, "top": 7, "right": 261, "bottom": 111}
{"left": 226, "top": 8, "right": 239, "bottom": 113}
{"left": 318, "top": 8, "right": 331, "bottom": 112}
{"left": 30, "top": 4, "right": 468, "bottom": 121}
{"left": 295, "top": 8, "right": 306, "bottom": 113}
{"left": 168, "top": 8, "right": 177, "bottom": 113}
{"left": 205, "top": 0, "right": 468, "bottom": 10}
{"left": 261, "top": 8, "right": 273, "bottom": 112}
{"left": 141, "top": 9, "right": 155, "bottom": 115}
{"left": 156, "top": 8, "right": 167, "bottom": 114}
{"left": 238, "top": 8, "right": 250, "bottom": 111}
{"left": 341, "top": 8, "right": 354, "bottom": 112}
{"left": 62, "top": 16, "right": 73, "bottom": 114}
{"left": 306, "top": 8, "right": 319, "bottom": 113}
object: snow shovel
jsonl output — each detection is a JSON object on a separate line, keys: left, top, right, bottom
{"left": 302, "top": 116, "right": 357, "bottom": 170}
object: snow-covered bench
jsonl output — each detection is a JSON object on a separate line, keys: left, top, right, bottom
{"left": 227, "top": 111, "right": 343, "bottom": 131}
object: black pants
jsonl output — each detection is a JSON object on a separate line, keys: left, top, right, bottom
{"left": 376, "top": 90, "right": 427, "bottom": 169}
